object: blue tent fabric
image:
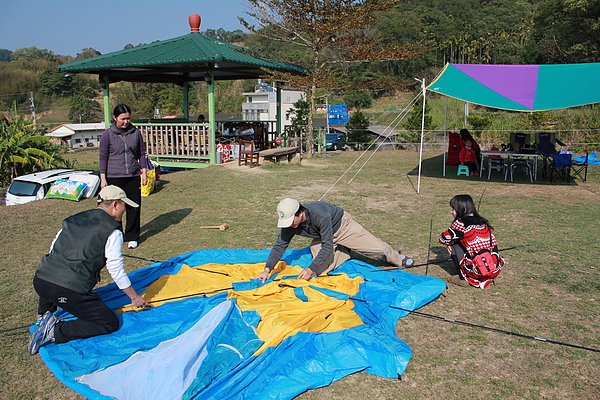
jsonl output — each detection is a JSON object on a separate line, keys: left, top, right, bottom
{"left": 574, "top": 151, "right": 599, "bottom": 165}
{"left": 37, "top": 248, "right": 446, "bottom": 400}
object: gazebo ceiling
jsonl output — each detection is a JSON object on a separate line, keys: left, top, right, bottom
{"left": 59, "top": 15, "right": 305, "bottom": 84}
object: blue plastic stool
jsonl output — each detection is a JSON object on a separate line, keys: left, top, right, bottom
{"left": 457, "top": 165, "right": 470, "bottom": 177}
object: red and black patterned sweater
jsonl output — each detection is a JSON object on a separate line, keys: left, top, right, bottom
{"left": 439, "top": 218, "right": 498, "bottom": 257}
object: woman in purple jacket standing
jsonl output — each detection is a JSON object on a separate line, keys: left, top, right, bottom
{"left": 99, "top": 104, "right": 147, "bottom": 249}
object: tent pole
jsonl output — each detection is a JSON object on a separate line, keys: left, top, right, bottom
{"left": 443, "top": 96, "right": 447, "bottom": 177}
{"left": 417, "top": 78, "right": 426, "bottom": 194}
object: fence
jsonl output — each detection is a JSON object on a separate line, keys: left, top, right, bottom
{"left": 138, "top": 120, "right": 279, "bottom": 167}
{"left": 138, "top": 123, "right": 210, "bottom": 161}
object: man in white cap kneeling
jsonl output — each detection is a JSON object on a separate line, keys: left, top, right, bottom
{"left": 255, "top": 198, "right": 411, "bottom": 282}
{"left": 28, "top": 185, "right": 151, "bottom": 355}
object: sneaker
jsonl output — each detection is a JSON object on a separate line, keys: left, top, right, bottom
{"left": 28, "top": 311, "right": 58, "bottom": 355}
{"left": 398, "top": 252, "right": 414, "bottom": 267}
{"left": 128, "top": 241, "right": 138, "bottom": 249}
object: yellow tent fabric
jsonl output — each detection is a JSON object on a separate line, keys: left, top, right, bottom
{"left": 121, "top": 261, "right": 364, "bottom": 355}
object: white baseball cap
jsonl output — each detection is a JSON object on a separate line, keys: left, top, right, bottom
{"left": 277, "top": 198, "right": 300, "bottom": 228}
{"left": 98, "top": 185, "right": 139, "bottom": 208}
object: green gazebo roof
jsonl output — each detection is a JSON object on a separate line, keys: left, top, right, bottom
{"left": 59, "top": 32, "right": 305, "bottom": 84}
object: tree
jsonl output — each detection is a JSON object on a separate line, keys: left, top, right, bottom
{"left": 344, "top": 90, "right": 373, "bottom": 109}
{"left": 40, "top": 67, "right": 73, "bottom": 97}
{"left": 204, "top": 28, "right": 246, "bottom": 43}
{"left": 11, "top": 47, "right": 59, "bottom": 72}
{"left": 76, "top": 48, "right": 101, "bottom": 60}
{"left": 289, "top": 98, "right": 310, "bottom": 135}
{"left": 68, "top": 93, "right": 102, "bottom": 123}
{"left": 532, "top": 0, "right": 600, "bottom": 62}
{"left": 240, "top": 0, "right": 414, "bottom": 156}
{"left": 0, "top": 49, "right": 12, "bottom": 62}
{"left": 346, "top": 110, "right": 371, "bottom": 145}
{"left": 0, "top": 115, "right": 64, "bottom": 183}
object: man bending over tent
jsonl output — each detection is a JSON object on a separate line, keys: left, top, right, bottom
{"left": 28, "top": 186, "right": 151, "bottom": 355}
{"left": 255, "top": 198, "right": 411, "bottom": 282}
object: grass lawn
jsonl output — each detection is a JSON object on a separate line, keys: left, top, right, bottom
{"left": 1, "top": 149, "right": 598, "bottom": 399}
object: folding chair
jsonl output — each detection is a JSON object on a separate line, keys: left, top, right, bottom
{"left": 509, "top": 132, "right": 531, "bottom": 151}
{"left": 549, "top": 152, "right": 573, "bottom": 183}
{"left": 535, "top": 132, "right": 566, "bottom": 179}
{"left": 487, "top": 147, "right": 508, "bottom": 180}
{"left": 570, "top": 152, "right": 589, "bottom": 182}
{"left": 509, "top": 156, "right": 533, "bottom": 182}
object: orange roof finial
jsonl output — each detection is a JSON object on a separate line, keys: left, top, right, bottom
{"left": 189, "top": 14, "right": 201, "bottom": 33}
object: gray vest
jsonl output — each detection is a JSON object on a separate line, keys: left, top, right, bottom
{"left": 35, "top": 208, "right": 121, "bottom": 293}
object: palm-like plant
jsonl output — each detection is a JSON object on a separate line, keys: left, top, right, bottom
{"left": 0, "top": 115, "right": 65, "bottom": 185}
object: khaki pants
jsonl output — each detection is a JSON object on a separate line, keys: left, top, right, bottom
{"left": 310, "top": 212, "right": 402, "bottom": 274}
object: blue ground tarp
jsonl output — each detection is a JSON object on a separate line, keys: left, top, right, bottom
{"left": 37, "top": 248, "right": 446, "bottom": 400}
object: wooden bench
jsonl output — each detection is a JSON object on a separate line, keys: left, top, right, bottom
{"left": 259, "top": 146, "right": 300, "bottom": 163}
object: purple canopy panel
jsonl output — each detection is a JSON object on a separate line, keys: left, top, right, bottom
{"left": 454, "top": 64, "right": 540, "bottom": 110}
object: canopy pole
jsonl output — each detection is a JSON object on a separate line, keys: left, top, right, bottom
{"left": 182, "top": 81, "right": 190, "bottom": 121}
{"left": 101, "top": 75, "right": 111, "bottom": 128}
{"left": 443, "top": 96, "right": 448, "bottom": 177}
{"left": 417, "top": 78, "right": 426, "bottom": 194}
{"left": 207, "top": 72, "right": 216, "bottom": 164}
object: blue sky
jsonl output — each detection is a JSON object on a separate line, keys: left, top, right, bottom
{"left": 1, "top": 0, "right": 248, "bottom": 56}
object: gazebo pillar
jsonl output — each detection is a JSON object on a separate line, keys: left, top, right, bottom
{"left": 207, "top": 72, "right": 216, "bottom": 164}
{"left": 101, "top": 75, "right": 111, "bottom": 127}
{"left": 182, "top": 81, "right": 190, "bottom": 120}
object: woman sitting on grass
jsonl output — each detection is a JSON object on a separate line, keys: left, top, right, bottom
{"left": 439, "top": 194, "right": 504, "bottom": 289}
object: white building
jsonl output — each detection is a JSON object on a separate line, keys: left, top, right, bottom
{"left": 46, "top": 123, "right": 105, "bottom": 148}
{"left": 242, "top": 81, "right": 304, "bottom": 134}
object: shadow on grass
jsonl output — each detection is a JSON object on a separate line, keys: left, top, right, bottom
{"left": 140, "top": 208, "right": 192, "bottom": 243}
{"left": 428, "top": 245, "right": 459, "bottom": 277}
{"left": 346, "top": 244, "right": 458, "bottom": 277}
{"left": 152, "top": 177, "right": 171, "bottom": 194}
{"left": 406, "top": 153, "right": 579, "bottom": 186}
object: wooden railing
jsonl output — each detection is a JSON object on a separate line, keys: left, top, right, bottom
{"left": 137, "top": 120, "right": 281, "bottom": 168}
{"left": 138, "top": 123, "right": 210, "bottom": 160}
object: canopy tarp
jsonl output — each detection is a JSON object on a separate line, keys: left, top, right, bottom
{"left": 35, "top": 248, "right": 445, "bottom": 400}
{"left": 427, "top": 62, "right": 600, "bottom": 112}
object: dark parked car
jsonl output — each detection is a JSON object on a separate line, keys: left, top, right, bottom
{"left": 325, "top": 133, "right": 347, "bottom": 151}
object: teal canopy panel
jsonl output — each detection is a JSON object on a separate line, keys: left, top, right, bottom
{"left": 427, "top": 63, "right": 600, "bottom": 111}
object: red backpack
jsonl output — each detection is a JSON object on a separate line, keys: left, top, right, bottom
{"left": 471, "top": 249, "right": 502, "bottom": 279}
{"left": 465, "top": 234, "right": 503, "bottom": 280}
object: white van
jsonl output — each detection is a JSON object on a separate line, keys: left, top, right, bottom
{"left": 5, "top": 169, "right": 100, "bottom": 206}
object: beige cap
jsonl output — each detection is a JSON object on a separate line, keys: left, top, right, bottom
{"left": 98, "top": 185, "right": 139, "bottom": 208}
{"left": 277, "top": 198, "right": 300, "bottom": 228}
